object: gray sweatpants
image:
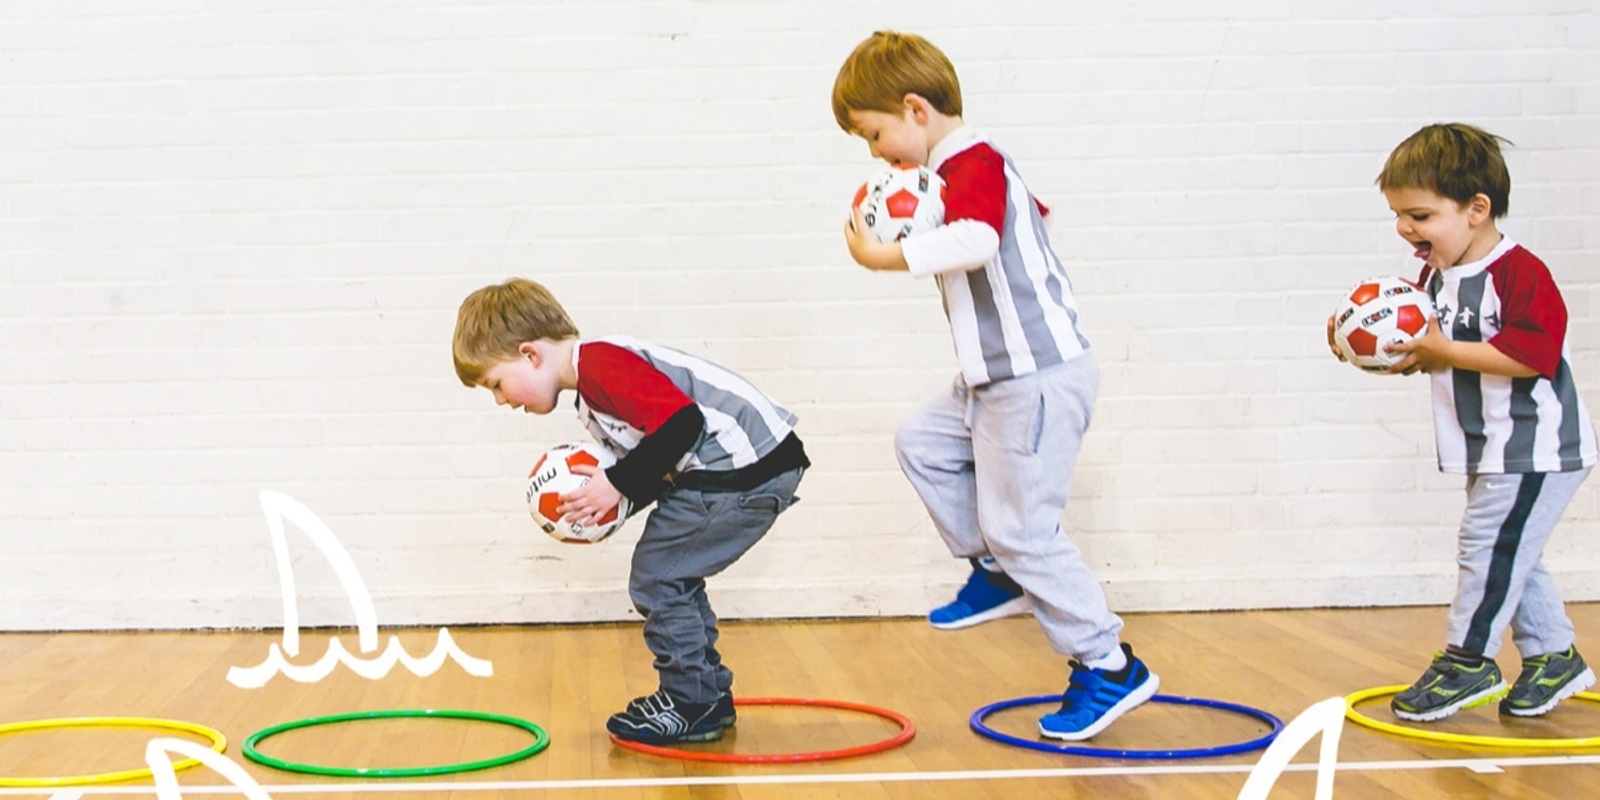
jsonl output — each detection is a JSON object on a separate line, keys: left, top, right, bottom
{"left": 895, "top": 355, "right": 1124, "bottom": 662}
{"left": 1448, "top": 467, "right": 1590, "bottom": 658}
{"left": 628, "top": 467, "right": 803, "bottom": 704}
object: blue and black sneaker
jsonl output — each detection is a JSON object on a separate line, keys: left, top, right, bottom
{"left": 929, "top": 558, "right": 1029, "bottom": 630}
{"left": 607, "top": 691, "right": 726, "bottom": 744}
{"left": 1038, "top": 643, "right": 1159, "bottom": 741}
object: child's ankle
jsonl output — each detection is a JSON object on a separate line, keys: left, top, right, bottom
{"left": 1445, "top": 645, "right": 1486, "bottom": 666}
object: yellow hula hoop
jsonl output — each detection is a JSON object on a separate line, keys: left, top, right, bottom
{"left": 1345, "top": 685, "right": 1600, "bottom": 749}
{"left": 0, "top": 716, "right": 227, "bottom": 787}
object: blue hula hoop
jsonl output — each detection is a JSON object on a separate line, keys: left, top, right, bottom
{"left": 970, "top": 693, "right": 1283, "bottom": 759}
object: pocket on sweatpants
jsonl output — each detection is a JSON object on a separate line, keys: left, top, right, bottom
{"left": 1026, "top": 392, "right": 1045, "bottom": 454}
{"left": 975, "top": 377, "right": 1051, "bottom": 456}
{"left": 994, "top": 389, "right": 1047, "bottom": 455}
{"left": 737, "top": 492, "right": 793, "bottom": 514}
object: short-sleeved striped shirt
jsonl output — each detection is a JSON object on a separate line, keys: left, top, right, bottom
{"left": 573, "top": 336, "right": 798, "bottom": 474}
{"left": 1421, "top": 237, "right": 1597, "bottom": 474}
{"left": 925, "top": 131, "right": 1090, "bottom": 386}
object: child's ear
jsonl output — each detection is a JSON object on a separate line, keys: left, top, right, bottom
{"left": 1467, "top": 193, "right": 1493, "bottom": 224}
{"left": 517, "top": 341, "right": 540, "bottom": 363}
{"left": 902, "top": 93, "right": 932, "bottom": 123}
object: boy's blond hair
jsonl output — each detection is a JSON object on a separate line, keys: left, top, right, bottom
{"left": 452, "top": 278, "right": 579, "bottom": 385}
{"left": 1377, "top": 123, "right": 1513, "bottom": 219}
{"left": 831, "top": 30, "right": 962, "bottom": 133}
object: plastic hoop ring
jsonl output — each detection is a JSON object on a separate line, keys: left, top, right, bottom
{"left": 0, "top": 717, "right": 226, "bottom": 788}
{"left": 243, "top": 708, "right": 549, "bottom": 777}
{"left": 970, "top": 693, "right": 1283, "bottom": 758}
{"left": 608, "top": 696, "right": 915, "bottom": 763}
{"left": 1345, "top": 685, "right": 1600, "bottom": 748}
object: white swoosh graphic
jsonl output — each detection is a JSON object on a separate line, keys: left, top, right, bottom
{"left": 226, "top": 490, "right": 493, "bottom": 689}
{"left": 227, "top": 628, "right": 493, "bottom": 689}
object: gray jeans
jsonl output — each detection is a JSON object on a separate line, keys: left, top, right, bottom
{"left": 895, "top": 356, "right": 1124, "bottom": 662}
{"left": 628, "top": 467, "right": 803, "bottom": 703}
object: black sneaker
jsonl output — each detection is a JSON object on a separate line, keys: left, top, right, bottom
{"left": 1391, "top": 652, "right": 1507, "bottom": 722}
{"left": 607, "top": 691, "right": 726, "bottom": 744}
{"left": 625, "top": 689, "right": 737, "bottom": 728}
{"left": 1500, "top": 645, "right": 1597, "bottom": 717}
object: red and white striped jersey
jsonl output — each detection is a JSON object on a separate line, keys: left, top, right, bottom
{"left": 1420, "top": 237, "right": 1597, "bottom": 474}
{"left": 572, "top": 336, "right": 798, "bottom": 473}
{"left": 899, "top": 127, "right": 1090, "bottom": 386}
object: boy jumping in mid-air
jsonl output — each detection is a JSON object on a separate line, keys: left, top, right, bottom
{"left": 833, "top": 30, "right": 1158, "bottom": 741}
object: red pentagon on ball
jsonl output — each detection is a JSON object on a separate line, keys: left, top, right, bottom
{"left": 538, "top": 492, "right": 564, "bottom": 522}
{"left": 1348, "top": 282, "right": 1382, "bottom": 305}
{"left": 1345, "top": 327, "right": 1379, "bottom": 357}
{"left": 1394, "top": 304, "right": 1427, "bottom": 336}
{"left": 884, "top": 188, "right": 920, "bottom": 219}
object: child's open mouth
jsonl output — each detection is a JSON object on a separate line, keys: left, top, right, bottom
{"left": 1413, "top": 242, "right": 1432, "bottom": 261}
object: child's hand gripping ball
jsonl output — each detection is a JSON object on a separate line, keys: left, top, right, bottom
{"left": 1331, "top": 276, "right": 1436, "bottom": 374}
{"left": 852, "top": 163, "right": 946, "bottom": 243}
{"left": 526, "top": 442, "right": 631, "bottom": 543}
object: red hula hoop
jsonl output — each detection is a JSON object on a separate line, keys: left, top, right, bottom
{"left": 608, "top": 696, "right": 916, "bottom": 764}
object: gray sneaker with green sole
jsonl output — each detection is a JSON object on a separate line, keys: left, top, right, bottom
{"left": 1500, "top": 645, "right": 1596, "bottom": 717}
{"left": 1391, "top": 652, "right": 1507, "bottom": 722}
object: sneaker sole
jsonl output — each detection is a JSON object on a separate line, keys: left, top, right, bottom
{"left": 1037, "top": 672, "right": 1161, "bottom": 742}
{"left": 611, "top": 726, "right": 726, "bottom": 745}
{"left": 1392, "top": 680, "right": 1508, "bottom": 722}
{"left": 929, "top": 596, "right": 1031, "bottom": 631}
{"left": 1502, "top": 667, "right": 1597, "bottom": 717}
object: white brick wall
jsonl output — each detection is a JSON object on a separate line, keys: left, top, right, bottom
{"left": 2, "top": 1, "right": 1597, "bottom": 630}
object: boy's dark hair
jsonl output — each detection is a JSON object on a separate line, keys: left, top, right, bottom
{"left": 452, "top": 278, "right": 579, "bottom": 385}
{"left": 1377, "top": 123, "right": 1512, "bottom": 219}
{"left": 831, "top": 30, "right": 962, "bottom": 133}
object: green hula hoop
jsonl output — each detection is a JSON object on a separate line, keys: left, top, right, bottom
{"left": 243, "top": 708, "right": 549, "bottom": 777}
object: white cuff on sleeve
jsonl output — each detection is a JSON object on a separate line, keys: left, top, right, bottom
{"left": 900, "top": 219, "right": 1001, "bottom": 278}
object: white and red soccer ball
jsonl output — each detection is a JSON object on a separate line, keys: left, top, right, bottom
{"left": 1332, "top": 276, "right": 1436, "bottom": 373}
{"left": 852, "top": 163, "right": 946, "bottom": 243}
{"left": 526, "top": 441, "right": 631, "bottom": 544}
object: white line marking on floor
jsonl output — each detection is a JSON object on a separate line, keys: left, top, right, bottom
{"left": 4, "top": 754, "right": 1597, "bottom": 795}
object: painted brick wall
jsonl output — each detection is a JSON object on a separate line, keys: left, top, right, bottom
{"left": 2, "top": 1, "right": 1597, "bottom": 630}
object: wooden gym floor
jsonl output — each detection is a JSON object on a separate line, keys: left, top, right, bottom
{"left": 2, "top": 604, "right": 1599, "bottom": 798}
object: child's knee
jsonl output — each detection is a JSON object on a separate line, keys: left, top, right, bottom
{"left": 893, "top": 418, "right": 934, "bottom": 461}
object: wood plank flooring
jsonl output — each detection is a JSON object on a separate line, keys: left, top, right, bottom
{"left": 2, "top": 605, "right": 1598, "bottom": 798}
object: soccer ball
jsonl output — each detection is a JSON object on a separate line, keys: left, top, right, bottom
{"left": 852, "top": 163, "right": 946, "bottom": 243}
{"left": 525, "top": 442, "right": 632, "bottom": 544}
{"left": 1332, "top": 276, "right": 1436, "bottom": 373}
